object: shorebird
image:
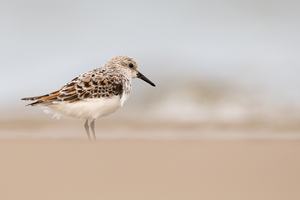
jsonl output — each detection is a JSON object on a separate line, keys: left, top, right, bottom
{"left": 21, "top": 56, "right": 156, "bottom": 140}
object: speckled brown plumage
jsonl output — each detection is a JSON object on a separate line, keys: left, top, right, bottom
{"left": 22, "top": 63, "right": 131, "bottom": 106}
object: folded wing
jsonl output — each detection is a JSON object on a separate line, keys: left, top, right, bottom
{"left": 21, "top": 69, "right": 124, "bottom": 106}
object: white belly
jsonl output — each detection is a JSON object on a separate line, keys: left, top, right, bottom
{"left": 47, "top": 96, "right": 122, "bottom": 120}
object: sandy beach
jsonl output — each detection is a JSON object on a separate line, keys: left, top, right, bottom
{"left": 0, "top": 139, "right": 299, "bottom": 200}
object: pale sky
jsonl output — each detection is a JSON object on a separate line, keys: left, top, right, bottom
{"left": 1, "top": 0, "right": 299, "bottom": 105}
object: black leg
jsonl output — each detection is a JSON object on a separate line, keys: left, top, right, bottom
{"left": 84, "top": 119, "right": 91, "bottom": 141}
{"left": 90, "top": 119, "right": 96, "bottom": 140}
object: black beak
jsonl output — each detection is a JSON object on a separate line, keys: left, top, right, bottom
{"left": 137, "top": 71, "right": 156, "bottom": 87}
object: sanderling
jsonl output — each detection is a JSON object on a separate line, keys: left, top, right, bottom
{"left": 21, "top": 56, "right": 156, "bottom": 140}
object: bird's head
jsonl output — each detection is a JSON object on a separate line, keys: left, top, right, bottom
{"left": 105, "top": 56, "right": 156, "bottom": 87}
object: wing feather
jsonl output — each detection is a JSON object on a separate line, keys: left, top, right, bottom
{"left": 21, "top": 68, "right": 125, "bottom": 106}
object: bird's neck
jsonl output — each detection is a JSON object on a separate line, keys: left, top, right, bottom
{"left": 122, "top": 75, "right": 132, "bottom": 95}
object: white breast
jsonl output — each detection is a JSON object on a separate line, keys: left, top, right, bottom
{"left": 48, "top": 96, "right": 122, "bottom": 120}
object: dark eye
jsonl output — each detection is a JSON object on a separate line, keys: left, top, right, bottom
{"left": 128, "top": 63, "right": 134, "bottom": 68}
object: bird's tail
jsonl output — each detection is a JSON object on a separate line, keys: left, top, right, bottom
{"left": 21, "top": 91, "right": 60, "bottom": 106}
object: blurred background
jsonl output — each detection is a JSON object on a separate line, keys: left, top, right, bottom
{"left": 1, "top": 0, "right": 300, "bottom": 139}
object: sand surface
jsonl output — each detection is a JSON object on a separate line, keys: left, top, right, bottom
{"left": 0, "top": 139, "right": 299, "bottom": 200}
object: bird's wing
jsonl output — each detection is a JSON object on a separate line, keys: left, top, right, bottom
{"left": 21, "top": 69, "right": 124, "bottom": 106}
